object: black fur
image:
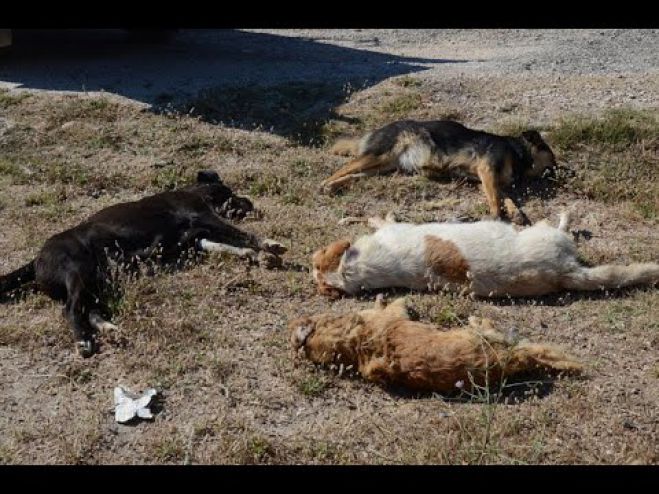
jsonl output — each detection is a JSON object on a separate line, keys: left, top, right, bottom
{"left": 363, "top": 120, "right": 535, "bottom": 177}
{"left": 0, "top": 170, "right": 276, "bottom": 357}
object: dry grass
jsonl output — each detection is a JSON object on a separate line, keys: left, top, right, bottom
{"left": 0, "top": 80, "right": 657, "bottom": 464}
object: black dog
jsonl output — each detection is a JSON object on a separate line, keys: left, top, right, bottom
{"left": 0, "top": 170, "right": 286, "bottom": 357}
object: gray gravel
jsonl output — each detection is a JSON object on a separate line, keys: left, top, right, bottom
{"left": 0, "top": 29, "right": 656, "bottom": 111}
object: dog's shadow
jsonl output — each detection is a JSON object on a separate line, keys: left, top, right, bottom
{"left": 484, "top": 285, "right": 653, "bottom": 308}
{"left": 381, "top": 374, "right": 586, "bottom": 405}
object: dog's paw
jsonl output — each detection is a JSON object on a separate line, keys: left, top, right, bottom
{"left": 319, "top": 181, "right": 340, "bottom": 195}
{"left": 509, "top": 210, "right": 527, "bottom": 226}
{"left": 257, "top": 251, "right": 283, "bottom": 269}
{"left": 99, "top": 321, "right": 119, "bottom": 332}
{"left": 261, "top": 239, "right": 287, "bottom": 255}
{"left": 77, "top": 339, "right": 95, "bottom": 358}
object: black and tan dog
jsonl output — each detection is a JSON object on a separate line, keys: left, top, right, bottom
{"left": 0, "top": 170, "right": 286, "bottom": 357}
{"left": 321, "top": 120, "right": 556, "bottom": 223}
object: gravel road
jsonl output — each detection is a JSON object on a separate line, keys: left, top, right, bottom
{"left": 1, "top": 29, "right": 656, "bottom": 118}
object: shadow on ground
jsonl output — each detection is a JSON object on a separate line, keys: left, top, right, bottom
{"left": 0, "top": 29, "right": 466, "bottom": 145}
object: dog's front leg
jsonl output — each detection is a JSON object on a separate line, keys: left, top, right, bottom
{"left": 502, "top": 198, "right": 529, "bottom": 226}
{"left": 199, "top": 239, "right": 284, "bottom": 269}
{"left": 195, "top": 217, "right": 287, "bottom": 268}
{"left": 89, "top": 312, "right": 118, "bottom": 332}
{"left": 476, "top": 162, "right": 503, "bottom": 219}
{"left": 337, "top": 211, "right": 398, "bottom": 229}
{"left": 199, "top": 239, "right": 258, "bottom": 261}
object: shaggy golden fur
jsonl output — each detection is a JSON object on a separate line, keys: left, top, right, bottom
{"left": 289, "top": 297, "right": 584, "bottom": 393}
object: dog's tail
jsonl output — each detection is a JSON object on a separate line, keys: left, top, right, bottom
{"left": 561, "top": 263, "right": 659, "bottom": 292}
{"left": 503, "top": 342, "right": 584, "bottom": 376}
{"left": 329, "top": 136, "right": 362, "bottom": 156}
{"left": 557, "top": 210, "right": 571, "bottom": 233}
{"left": 0, "top": 260, "right": 35, "bottom": 299}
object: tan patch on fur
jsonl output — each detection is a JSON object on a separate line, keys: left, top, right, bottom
{"left": 475, "top": 159, "right": 502, "bottom": 217}
{"left": 312, "top": 239, "right": 351, "bottom": 296}
{"left": 528, "top": 149, "right": 556, "bottom": 178}
{"left": 499, "top": 155, "right": 514, "bottom": 186}
{"left": 424, "top": 235, "right": 470, "bottom": 284}
{"left": 323, "top": 154, "right": 394, "bottom": 185}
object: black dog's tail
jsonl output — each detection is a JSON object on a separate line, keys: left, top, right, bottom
{"left": 0, "top": 260, "right": 36, "bottom": 297}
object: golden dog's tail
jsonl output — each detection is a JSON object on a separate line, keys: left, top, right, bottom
{"left": 329, "top": 136, "right": 362, "bottom": 156}
{"left": 503, "top": 342, "right": 584, "bottom": 376}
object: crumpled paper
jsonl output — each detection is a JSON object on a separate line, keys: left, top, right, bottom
{"left": 114, "top": 386, "right": 158, "bottom": 423}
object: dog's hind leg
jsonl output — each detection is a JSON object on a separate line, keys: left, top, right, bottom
{"left": 64, "top": 271, "right": 97, "bottom": 357}
{"left": 338, "top": 211, "right": 398, "bottom": 229}
{"left": 321, "top": 154, "right": 396, "bottom": 193}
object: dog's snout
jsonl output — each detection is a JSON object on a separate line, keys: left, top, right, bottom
{"left": 217, "top": 195, "right": 254, "bottom": 221}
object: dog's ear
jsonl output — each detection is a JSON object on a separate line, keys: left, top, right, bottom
{"left": 288, "top": 318, "right": 315, "bottom": 349}
{"left": 520, "top": 130, "right": 544, "bottom": 145}
{"left": 342, "top": 246, "right": 359, "bottom": 264}
{"left": 197, "top": 170, "right": 222, "bottom": 184}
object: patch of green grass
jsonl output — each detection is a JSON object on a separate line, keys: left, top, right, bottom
{"left": 25, "top": 190, "right": 59, "bottom": 207}
{"left": 44, "top": 162, "right": 89, "bottom": 186}
{"left": 45, "top": 96, "right": 121, "bottom": 128}
{"left": 243, "top": 172, "right": 288, "bottom": 197}
{"left": 552, "top": 108, "right": 659, "bottom": 219}
{"left": 0, "top": 445, "right": 16, "bottom": 464}
{"left": 0, "top": 158, "right": 29, "bottom": 182}
{"left": 289, "top": 159, "right": 314, "bottom": 178}
{"left": 551, "top": 108, "right": 658, "bottom": 151}
{"left": 599, "top": 302, "right": 638, "bottom": 333}
{"left": 395, "top": 76, "right": 423, "bottom": 88}
{"left": 634, "top": 201, "right": 657, "bottom": 221}
{"left": 153, "top": 436, "right": 186, "bottom": 463}
{"left": 495, "top": 120, "right": 537, "bottom": 137}
{"left": 176, "top": 135, "right": 216, "bottom": 156}
{"left": 298, "top": 374, "right": 328, "bottom": 397}
{"left": 151, "top": 166, "right": 194, "bottom": 190}
{"left": 0, "top": 90, "right": 30, "bottom": 108}
{"left": 247, "top": 436, "right": 274, "bottom": 463}
{"left": 381, "top": 92, "right": 423, "bottom": 118}
{"left": 88, "top": 130, "right": 122, "bottom": 150}
{"left": 433, "top": 306, "right": 463, "bottom": 326}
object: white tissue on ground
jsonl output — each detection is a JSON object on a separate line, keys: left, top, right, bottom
{"left": 114, "top": 386, "right": 158, "bottom": 423}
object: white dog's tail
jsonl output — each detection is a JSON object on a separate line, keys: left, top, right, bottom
{"left": 557, "top": 210, "right": 571, "bottom": 233}
{"left": 562, "top": 263, "right": 659, "bottom": 291}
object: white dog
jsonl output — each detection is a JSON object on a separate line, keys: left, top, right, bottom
{"left": 312, "top": 212, "right": 659, "bottom": 298}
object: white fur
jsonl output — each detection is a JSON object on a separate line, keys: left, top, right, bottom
{"left": 200, "top": 239, "right": 256, "bottom": 258}
{"left": 325, "top": 215, "right": 659, "bottom": 297}
{"left": 89, "top": 312, "right": 118, "bottom": 332}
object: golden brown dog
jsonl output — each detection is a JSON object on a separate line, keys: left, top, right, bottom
{"left": 289, "top": 297, "right": 583, "bottom": 394}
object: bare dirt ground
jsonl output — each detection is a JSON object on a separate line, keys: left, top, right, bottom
{"left": 0, "top": 29, "right": 657, "bottom": 464}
